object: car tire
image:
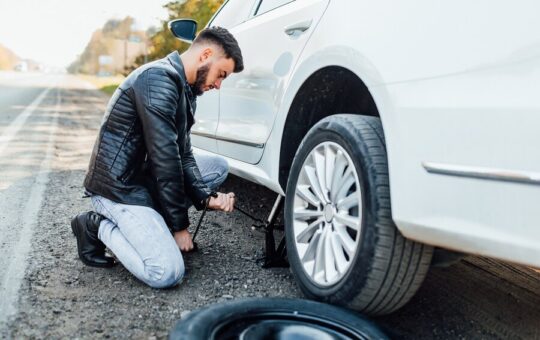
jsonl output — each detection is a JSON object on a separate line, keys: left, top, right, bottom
{"left": 168, "top": 298, "right": 388, "bottom": 340}
{"left": 285, "top": 114, "right": 433, "bottom": 315}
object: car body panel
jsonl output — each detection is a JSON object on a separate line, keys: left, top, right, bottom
{"left": 215, "top": 0, "right": 330, "bottom": 164}
{"left": 193, "top": 0, "right": 540, "bottom": 267}
{"left": 191, "top": 90, "right": 220, "bottom": 152}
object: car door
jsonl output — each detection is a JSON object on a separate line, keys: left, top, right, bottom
{"left": 191, "top": 0, "right": 255, "bottom": 152}
{"left": 215, "top": 0, "right": 330, "bottom": 164}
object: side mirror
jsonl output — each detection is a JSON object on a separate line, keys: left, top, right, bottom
{"left": 168, "top": 19, "right": 198, "bottom": 44}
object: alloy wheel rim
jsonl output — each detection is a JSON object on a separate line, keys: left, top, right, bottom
{"left": 293, "top": 141, "right": 362, "bottom": 287}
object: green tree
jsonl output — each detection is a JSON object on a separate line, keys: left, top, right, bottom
{"left": 128, "top": 0, "right": 224, "bottom": 74}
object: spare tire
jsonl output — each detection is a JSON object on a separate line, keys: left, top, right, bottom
{"left": 169, "top": 298, "right": 388, "bottom": 340}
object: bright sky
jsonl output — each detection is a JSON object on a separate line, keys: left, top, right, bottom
{"left": 0, "top": 0, "right": 171, "bottom": 68}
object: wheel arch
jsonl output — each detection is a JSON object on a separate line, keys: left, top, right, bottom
{"left": 278, "top": 66, "right": 381, "bottom": 191}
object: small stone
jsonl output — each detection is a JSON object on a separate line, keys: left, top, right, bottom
{"left": 222, "top": 294, "right": 234, "bottom": 299}
{"left": 180, "top": 310, "right": 191, "bottom": 319}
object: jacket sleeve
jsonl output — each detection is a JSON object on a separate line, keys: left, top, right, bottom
{"left": 132, "top": 67, "right": 189, "bottom": 232}
{"left": 182, "top": 133, "right": 213, "bottom": 210}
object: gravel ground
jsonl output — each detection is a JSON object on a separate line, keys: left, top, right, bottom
{"left": 3, "top": 77, "right": 540, "bottom": 339}
{"left": 7, "top": 170, "right": 301, "bottom": 339}
{"left": 4, "top": 82, "right": 299, "bottom": 339}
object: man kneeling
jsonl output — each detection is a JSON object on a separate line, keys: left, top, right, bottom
{"left": 72, "top": 27, "right": 243, "bottom": 288}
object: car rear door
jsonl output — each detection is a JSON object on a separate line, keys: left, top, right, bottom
{"left": 215, "top": 0, "right": 330, "bottom": 164}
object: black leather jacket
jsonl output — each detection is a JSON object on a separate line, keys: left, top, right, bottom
{"left": 84, "top": 51, "right": 212, "bottom": 232}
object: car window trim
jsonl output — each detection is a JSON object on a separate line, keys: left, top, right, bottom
{"left": 207, "top": 0, "right": 229, "bottom": 27}
{"left": 207, "top": 0, "right": 258, "bottom": 29}
{"left": 251, "top": 0, "right": 295, "bottom": 18}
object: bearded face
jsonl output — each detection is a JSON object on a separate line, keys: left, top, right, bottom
{"left": 190, "top": 63, "right": 211, "bottom": 97}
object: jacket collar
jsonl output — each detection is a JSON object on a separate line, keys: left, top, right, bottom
{"left": 167, "top": 51, "right": 187, "bottom": 83}
{"left": 167, "top": 51, "right": 196, "bottom": 100}
{"left": 167, "top": 51, "right": 197, "bottom": 121}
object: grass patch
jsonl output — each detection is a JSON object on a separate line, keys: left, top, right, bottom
{"left": 100, "top": 84, "right": 119, "bottom": 95}
{"left": 76, "top": 74, "right": 125, "bottom": 97}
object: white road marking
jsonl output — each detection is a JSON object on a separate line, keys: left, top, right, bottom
{"left": 0, "top": 87, "right": 60, "bottom": 329}
{"left": 0, "top": 87, "right": 51, "bottom": 157}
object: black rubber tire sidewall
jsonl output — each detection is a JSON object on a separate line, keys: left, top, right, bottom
{"left": 168, "top": 298, "right": 388, "bottom": 340}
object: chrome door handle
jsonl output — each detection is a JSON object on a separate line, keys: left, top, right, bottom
{"left": 284, "top": 19, "right": 313, "bottom": 36}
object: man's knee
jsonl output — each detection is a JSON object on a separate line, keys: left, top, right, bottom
{"left": 212, "top": 156, "right": 229, "bottom": 187}
{"left": 144, "top": 254, "right": 184, "bottom": 289}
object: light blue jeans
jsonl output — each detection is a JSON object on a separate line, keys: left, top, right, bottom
{"left": 91, "top": 154, "right": 229, "bottom": 289}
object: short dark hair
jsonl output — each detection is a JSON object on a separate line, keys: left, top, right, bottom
{"left": 193, "top": 26, "right": 244, "bottom": 73}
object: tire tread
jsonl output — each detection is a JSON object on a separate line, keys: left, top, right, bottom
{"left": 338, "top": 115, "right": 432, "bottom": 315}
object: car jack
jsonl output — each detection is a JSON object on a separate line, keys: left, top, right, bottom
{"left": 192, "top": 194, "right": 289, "bottom": 268}
{"left": 235, "top": 194, "right": 289, "bottom": 269}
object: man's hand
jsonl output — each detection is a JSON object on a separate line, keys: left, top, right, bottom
{"left": 174, "top": 229, "right": 194, "bottom": 252}
{"left": 208, "top": 192, "right": 235, "bottom": 212}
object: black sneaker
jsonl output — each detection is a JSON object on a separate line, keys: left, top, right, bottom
{"left": 71, "top": 212, "right": 115, "bottom": 268}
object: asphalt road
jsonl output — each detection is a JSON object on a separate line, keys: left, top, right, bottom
{"left": 0, "top": 72, "right": 62, "bottom": 324}
{"left": 0, "top": 71, "right": 539, "bottom": 339}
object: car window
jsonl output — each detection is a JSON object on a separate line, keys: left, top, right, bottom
{"left": 254, "top": 0, "right": 294, "bottom": 16}
{"left": 209, "top": 0, "right": 254, "bottom": 29}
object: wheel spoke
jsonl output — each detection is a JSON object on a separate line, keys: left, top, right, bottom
{"left": 335, "top": 175, "right": 355, "bottom": 202}
{"left": 296, "top": 217, "right": 324, "bottom": 243}
{"left": 337, "top": 193, "right": 358, "bottom": 211}
{"left": 335, "top": 225, "right": 356, "bottom": 257}
{"left": 313, "top": 227, "right": 326, "bottom": 280}
{"left": 325, "top": 144, "right": 336, "bottom": 193}
{"left": 302, "top": 229, "right": 321, "bottom": 263}
{"left": 330, "top": 150, "right": 347, "bottom": 200}
{"left": 296, "top": 185, "right": 321, "bottom": 207}
{"left": 304, "top": 165, "right": 327, "bottom": 204}
{"left": 313, "top": 150, "right": 329, "bottom": 201}
{"left": 324, "top": 227, "right": 338, "bottom": 283}
{"left": 334, "top": 212, "right": 360, "bottom": 230}
{"left": 294, "top": 208, "right": 323, "bottom": 221}
{"left": 331, "top": 232, "right": 349, "bottom": 274}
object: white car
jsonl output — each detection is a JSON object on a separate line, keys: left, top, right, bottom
{"left": 183, "top": 0, "right": 540, "bottom": 315}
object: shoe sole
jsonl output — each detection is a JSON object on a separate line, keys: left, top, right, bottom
{"left": 71, "top": 216, "right": 115, "bottom": 268}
